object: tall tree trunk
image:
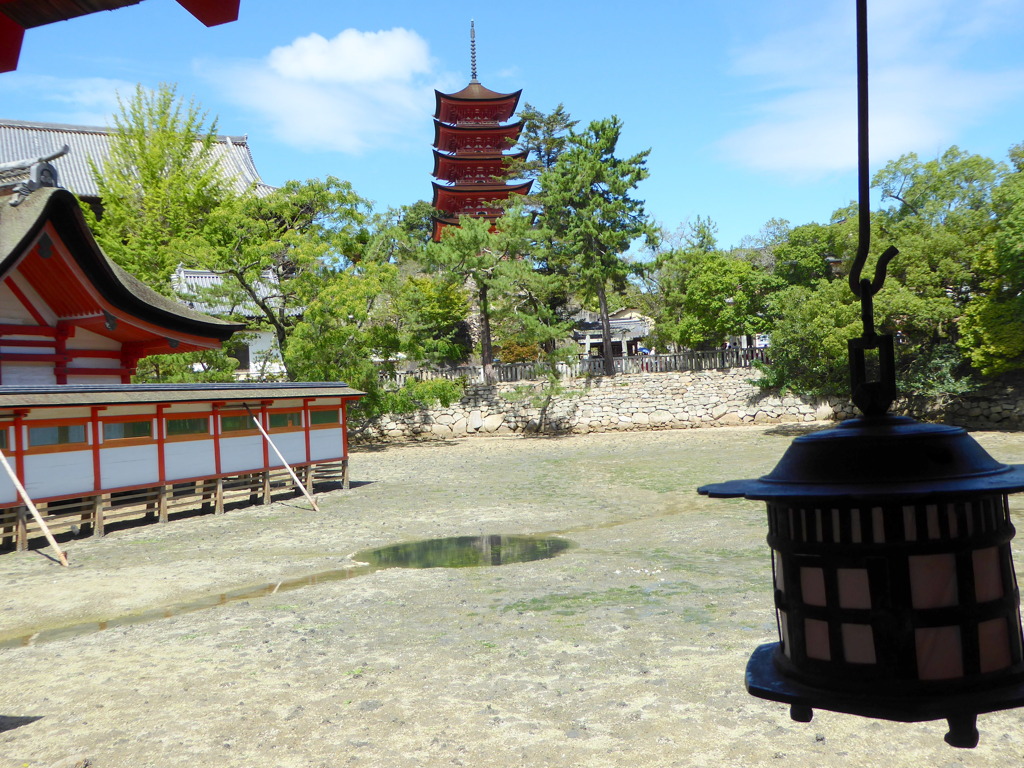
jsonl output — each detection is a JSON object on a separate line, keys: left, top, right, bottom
{"left": 479, "top": 283, "right": 496, "bottom": 385}
{"left": 598, "top": 283, "right": 616, "bottom": 376}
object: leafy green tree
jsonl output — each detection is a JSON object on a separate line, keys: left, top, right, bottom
{"left": 422, "top": 202, "right": 543, "bottom": 384}
{"left": 86, "top": 83, "right": 230, "bottom": 291}
{"left": 959, "top": 143, "right": 1024, "bottom": 375}
{"left": 538, "top": 116, "right": 655, "bottom": 375}
{"left": 506, "top": 103, "right": 578, "bottom": 187}
{"left": 175, "top": 177, "right": 370, "bottom": 379}
{"left": 285, "top": 257, "right": 463, "bottom": 425}
{"left": 873, "top": 146, "right": 1004, "bottom": 308}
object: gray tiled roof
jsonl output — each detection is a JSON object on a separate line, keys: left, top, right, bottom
{"left": 172, "top": 267, "right": 302, "bottom": 318}
{"left": 0, "top": 118, "right": 275, "bottom": 199}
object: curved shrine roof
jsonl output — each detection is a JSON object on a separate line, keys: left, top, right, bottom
{"left": 0, "top": 187, "right": 243, "bottom": 350}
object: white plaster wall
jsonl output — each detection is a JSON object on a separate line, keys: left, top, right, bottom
{"left": 24, "top": 450, "right": 93, "bottom": 499}
{"left": 0, "top": 472, "right": 15, "bottom": 505}
{"left": 309, "top": 429, "right": 344, "bottom": 461}
{"left": 165, "top": 440, "right": 216, "bottom": 481}
{"left": 4, "top": 363, "right": 57, "bottom": 386}
{"left": 219, "top": 435, "right": 265, "bottom": 473}
{"left": 99, "top": 444, "right": 159, "bottom": 489}
{"left": 265, "top": 431, "right": 306, "bottom": 467}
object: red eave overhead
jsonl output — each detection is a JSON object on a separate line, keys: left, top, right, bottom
{"left": 432, "top": 149, "right": 526, "bottom": 182}
{"left": 434, "top": 85, "right": 521, "bottom": 125}
{"left": 10, "top": 233, "right": 221, "bottom": 354}
{"left": 0, "top": 0, "right": 240, "bottom": 72}
{"left": 431, "top": 181, "right": 532, "bottom": 214}
{"left": 433, "top": 120, "right": 523, "bottom": 154}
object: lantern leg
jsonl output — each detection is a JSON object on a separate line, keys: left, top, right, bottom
{"left": 790, "top": 704, "right": 813, "bottom": 723}
{"left": 943, "top": 715, "right": 979, "bottom": 749}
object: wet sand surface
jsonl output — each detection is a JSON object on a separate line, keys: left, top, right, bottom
{"left": 2, "top": 426, "right": 1024, "bottom": 767}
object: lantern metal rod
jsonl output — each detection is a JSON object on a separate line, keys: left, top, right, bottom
{"left": 849, "top": 0, "right": 898, "bottom": 337}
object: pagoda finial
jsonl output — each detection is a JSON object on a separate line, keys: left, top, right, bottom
{"left": 470, "top": 20, "right": 478, "bottom": 83}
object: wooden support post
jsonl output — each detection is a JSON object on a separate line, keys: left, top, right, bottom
{"left": 342, "top": 458, "right": 350, "bottom": 491}
{"left": 303, "top": 465, "right": 314, "bottom": 494}
{"left": 92, "top": 493, "right": 108, "bottom": 538}
{"left": 158, "top": 484, "right": 169, "bottom": 523}
{"left": 214, "top": 477, "right": 224, "bottom": 515}
{"left": 261, "top": 470, "right": 271, "bottom": 505}
{"left": 15, "top": 505, "right": 27, "bottom": 551}
{"left": 199, "top": 479, "right": 211, "bottom": 513}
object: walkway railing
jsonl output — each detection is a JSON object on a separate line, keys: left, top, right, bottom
{"left": 383, "top": 348, "right": 769, "bottom": 386}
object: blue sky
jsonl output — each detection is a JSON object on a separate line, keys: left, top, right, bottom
{"left": 4, "top": 0, "right": 1024, "bottom": 248}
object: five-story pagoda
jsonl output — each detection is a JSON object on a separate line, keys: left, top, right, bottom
{"left": 430, "top": 21, "right": 531, "bottom": 241}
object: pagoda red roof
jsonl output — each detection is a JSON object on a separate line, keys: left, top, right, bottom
{"left": 431, "top": 181, "right": 532, "bottom": 215}
{"left": 434, "top": 83, "right": 522, "bottom": 125}
{"left": 432, "top": 149, "right": 527, "bottom": 182}
{"left": 433, "top": 120, "right": 523, "bottom": 154}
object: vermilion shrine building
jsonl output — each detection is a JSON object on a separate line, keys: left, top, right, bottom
{"left": 430, "top": 23, "right": 532, "bottom": 241}
{"left": 0, "top": 166, "right": 362, "bottom": 553}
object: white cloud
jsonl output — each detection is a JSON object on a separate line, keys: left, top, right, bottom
{"left": 204, "top": 28, "right": 452, "bottom": 155}
{"left": 267, "top": 28, "right": 432, "bottom": 84}
{"left": 0, "top": 74, "right": 134, "bottom": 126}
{"left": 717, "top": 0, "right": 1024, "bottom": 177}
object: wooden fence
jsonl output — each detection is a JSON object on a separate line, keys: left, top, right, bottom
{"left": 384, "top": 348, "right": 769, "bottom": 386}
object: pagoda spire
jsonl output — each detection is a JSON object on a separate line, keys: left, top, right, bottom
{"left": 470, "top": 20, "right": 478, "bottom": 83}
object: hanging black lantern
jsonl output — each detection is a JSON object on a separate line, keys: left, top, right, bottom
{"left": 698, "top": 0, "right": 1024, "bottom": 749}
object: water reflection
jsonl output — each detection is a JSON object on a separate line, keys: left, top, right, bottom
{"left": 358, "top": 535, "right": 572, "bottom": 569}
{"left": 2, "top": 534, "right": 572, "bottom": 648}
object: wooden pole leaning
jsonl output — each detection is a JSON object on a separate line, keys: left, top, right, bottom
{"left": 0, "top": 448, "right": 68, "bottom": 566}
{"left": 244, "top": 404, "right": 320, "bottom": 512}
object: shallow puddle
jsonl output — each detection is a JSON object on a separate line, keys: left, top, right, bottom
{"left": 1, "top": 534, "right": 572, "bottom": 648}
{"left": 358, "top": 534, "right": 572, "bottom": 569}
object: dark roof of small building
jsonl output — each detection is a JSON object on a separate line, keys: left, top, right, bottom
{"left": 0, "top": 119, "right": 274, "bottom": 200}
{"left": 0, "top": 382, "right": 363, "bottom": 408}
{"left": 572, "top": 317, "right": 652, "bottom": 341}
{"left": 0, "top": 186, "right": 243, "bottom": 342}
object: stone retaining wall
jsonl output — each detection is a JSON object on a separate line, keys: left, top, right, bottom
{"left": 355, "top": 368, "right": 1024, "bottom": 443}
{"left": 358, "top": 369, "right": 833, "bottom": 442}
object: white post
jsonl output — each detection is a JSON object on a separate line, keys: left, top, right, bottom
{"left": 0, "top": 448, "right": 67, "bottom": 566}
{"left": 244, "top": 405, "right": 320, "bottom": 512}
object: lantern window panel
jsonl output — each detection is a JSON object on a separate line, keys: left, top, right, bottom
{"left": 978, "top": 618, "right": 1013, "bottom": 674}
{"left": 915, "top": 625, "right": 964, "bottom": 680}
{"left": 773, "top": 551, "right": 785, "bottom": 594}
{"left": 973, "top": 547, "right": 1005, "bottom": 603}
{"left": 800, "top": 567, "right": 827, "bottom": 607}
{"left": 779, "top": 610, "right": 791, "bottom": 658}
{"left": 909, "top": 553, "right": 959, "bottom": 609}
{"left": 805, "top": 618, "right": 831, "bottom": 661}
{"left": 841, "top": 623, "right": 877, "bottom": 664}
{"left": 837, "top": 568, "right": 872, "bottom": 609}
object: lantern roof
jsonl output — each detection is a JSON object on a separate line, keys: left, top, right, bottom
{"left": 699, "top": 415, "right": 1024, "bottom": 501}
